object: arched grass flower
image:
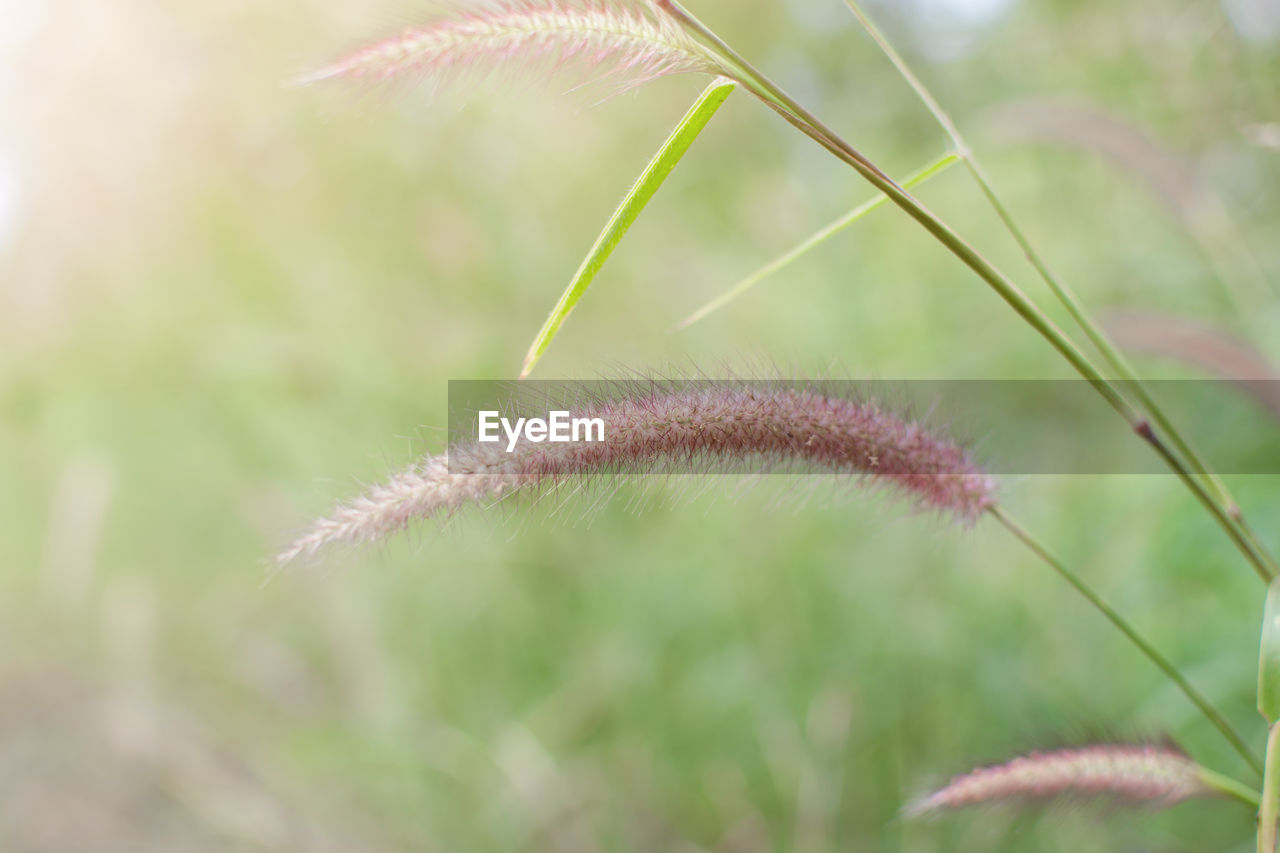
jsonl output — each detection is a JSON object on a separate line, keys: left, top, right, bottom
{"left": 297, "top": 0, "right": 724, "bottom": 94}
{"left": 279, "top": 384, "right": 995, "bottom": 564}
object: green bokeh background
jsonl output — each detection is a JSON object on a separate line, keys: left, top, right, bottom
{"left": 3, "top": 0, "right": 1279, "bottom": 849}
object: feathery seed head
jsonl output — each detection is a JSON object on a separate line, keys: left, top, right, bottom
{"left": 907, "top": 743, "right": 1210, "bottom": 817}
{"left": 297, "top": 0, "right": 725, "bottom": 95}
{"left": 278, "top": 382, "right": 995, "bottom": 564}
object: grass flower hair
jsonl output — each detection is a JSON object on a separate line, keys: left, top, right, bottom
{"left": 907, "top": 744, "right": 1217, "bottom": 816}
{"left": 279, "top": 383, "right": 996, "bottom": 564}
{"left": 297, "top": 0, "right": 724, "bottom": 94}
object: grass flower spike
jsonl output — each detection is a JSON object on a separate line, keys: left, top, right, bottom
{"left": 297, "top": 0, "right": 724, "bottom": 94}
{"left": 908, "top": 744, "right": 1213, "bottom": 816}
{"left": 279, "top": 384, "right": 996, "bottom": 564}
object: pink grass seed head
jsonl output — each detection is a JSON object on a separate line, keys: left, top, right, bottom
{"left": 296, "top": 0, "right": 724, "bottom": 96}
{"left": 278, "top": 383, "right": 996, "bottom": 564}
{"left": 907, "top": 743, "right": 1211, "bottom": 817}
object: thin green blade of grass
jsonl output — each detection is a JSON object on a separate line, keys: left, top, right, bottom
{"left": 673, "top": 152, "right": 958, "bottom": 330}
{"left": 1259, "top": 578, "right": 1280, "bottom": 724}
{"left": 520, "top": 78, "right": 736, "bottom": 378}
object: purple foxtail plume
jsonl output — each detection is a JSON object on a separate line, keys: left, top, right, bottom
{"left": 278, "top": 383, "right": 996, "bottom": 564}
{"left": 296, "top": 0, "right": 724, "bottom": 94}
{"left": 907, "top": 743, "right": 1210, "bottom": 817}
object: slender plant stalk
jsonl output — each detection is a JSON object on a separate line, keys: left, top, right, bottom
{"left": 1259, "top": 579, "right": 1280, "bottom": 723}
{"left": 1262, "top": 724, "right": 1280, "bottom": 851}
{"left": 1137, "top": 421, "right": 1271, "bottom": 583}
{"left": 1200, "top": 766, "right": 1262, "bottom": 810}
{"left": 657, "top": 0, "right": 1275, "bottom": 584}
{"left": 988, "top": 505, "right": 1262, "bottom": 776}
{"left": 1258, "top": 579, "right": 1280, "bottom": 846}
{"left": 839, "top": 0, "right": 1280, "bottom": 581}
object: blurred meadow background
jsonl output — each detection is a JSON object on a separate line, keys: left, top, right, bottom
{"left": 3, "top": 0, "right": 1280, "bottom": 849}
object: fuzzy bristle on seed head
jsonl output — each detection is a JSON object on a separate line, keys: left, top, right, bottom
{"left": 277, "top": 383, "right": 996, "bottom": 564}
{"left": 906, "top": 744, "right": 1210, "bottom": 817}
{"left": 296, "top": 0, "right": 723, "bottom": 95}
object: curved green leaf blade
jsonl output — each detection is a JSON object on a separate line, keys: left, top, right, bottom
{"left": 521, "top": 78, "right": 737, "bottom": 378}
{"left": 1260, "top": 577, "right": 1280, "bottom": 722}
{"left": 673, "top": 152, "right": 959, "bottom": 331}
